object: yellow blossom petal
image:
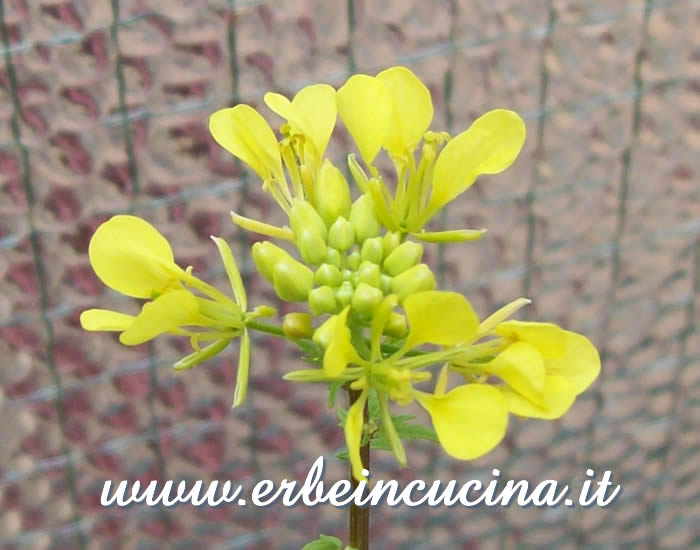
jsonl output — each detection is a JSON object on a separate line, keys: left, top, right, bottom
{"left": 80, "top": 309, "right": 135, "bottom": 332}
{"left": 500, "top": 374, "right": 578, "bottom": 419}
{"left": 322, "top": 307, "right": 360, "bottom": 377}
{"left": 546, "top": 331, "right": 601, "bottom": 394}
{"left": 403, "top": 291, "right": 479, "bottom": 350}
{"left": 120, "top": 290, "right": 205, "bottom": 346}
{"left": 427, "top": 109, "right": 526, "bottom": 216}
{"left": 265, "top": 84, "right": 336, "bottom": 159}
{"left": 210, "top": 236, "right": 247, "bottom": 310}
{"left": 376, "top": 66, "right": 433, "bottom": 156}
{"left": 209, "top": 105, "right": 284, "bottom": 182}
{"left": 416, "top": 384, "right": 508, "bottom": 460}
{"left": 496, "top": 321, "right": 566, "bottom": 359}
{"left": 336, "top": 74, "right": 392, "bottom": 165}
{"left": 486, "top": 341, "right": 546, "bottom": 405}
{"left": 477, "top": 298, "right": 531, "bottom": 336}
{"left": 89, "top": 215, "right": 183, "bottom": 299}
{"left": 345, "top": 389, "right": 368, "bottom": 481}
{"left": 231, "top": 211, "right": 294, "bottom": 241}
{"left": 232, "top": 328, "right": 251, "bottom": 408}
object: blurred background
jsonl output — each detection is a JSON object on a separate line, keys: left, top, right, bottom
{"left": 0, "top": 0, "right": 697, "bottom": 549}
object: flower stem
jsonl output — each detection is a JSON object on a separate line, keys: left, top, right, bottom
{"left": 347, "top": 386, "right": 370, "bottom": 550}
{"left": 245, "top": 320, "right": 286, "bottom": 338}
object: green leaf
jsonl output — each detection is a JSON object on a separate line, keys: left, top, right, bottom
{"left": 328, "top": 381, "right": 343, "bottom": 408}
{"left": 337, "top": 407, "right": 348, "bottom": 425}
{"left": 368, "top": 388, "right": 381, "bottom": 421}
{"left": 297, "top": 338, "right": 323, "bottom": 365}
{"left": 395, "top": 422, "right": 439, "bottom": 442}
{"left": 301, "top": 534, "right": 343, "bottom": 550}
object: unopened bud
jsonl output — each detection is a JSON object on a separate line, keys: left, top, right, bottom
{"left": 289, "top": 198, "right": 327, "bottom": 242}
{"left": 335, "top": 281, "right": 354, "bottom": 307}
{"left": 351, "top": 282, "right": 383, "bottom": 316}
{"left": 326, "top": 248, "right": 341, "bottom": 268}
{"left": 380, "top": 274, "right": 392, "bottom": 294}
{"left": 308, "top": 286, "right": 338, "bottom": 315}
{"left": 361, "top": 237, "right": 384, "bottom": 264}
{"left": 296, "top": 228, "right": 328, "bottom": 265}
{"left": 349, "top": 193, "right": 380, "bottom": 243}
{"left": 385, "top": 312, "right": 408, "bottom": 337}
{"left": 383, "top": 241, "right": 423, "bottom": 276}
{"left": 315, "top": 159, "right": 351, "bottom": 227}
{"left": 328, "top": 217, "right": 355, "bottom": 251}
{"left": 282, "top": 313, "right": 313, "bottom": 340}
{"left": 382, "top": 232, "right": 401, "bottom": 257}
{"left": 347, "top": 251, "right": 361, "bottom": 270}
{"left": 357, "top": 261, "right": 381, "bottom": 288}
{"left": 314, "top": 263, "right": 342, "bottom": 288}
{"left": 252, "top": 241, "right": 294, "bottom": 282}
{"left": 390, "top": 263, "right": 436, "bottom": 301}
{"left": 272, "top": 259, "right": 314, "bottom": 302}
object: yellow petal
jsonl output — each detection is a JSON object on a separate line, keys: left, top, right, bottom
{"left": 546, "top": 331, "right": 601, "bottom": 395}
{"left": 209, "top": 105, "right": 284, "bottom": 181}
{"left": 322, "top": 307, "right": 359, "bottom": 377}
{"left": 89, "top": 215, "right": 183, "bottom": 299}
{"left": 486, "top": 341, "right": 546, "bottom": 405}
{"left": 500, "top": 374, "right": 578, "bottom": 419}
{"left": 232, "top": 328, "right": 251, "bottom": 408}
{"left": 477, "top": 298, "right": 531, "bottom": 336}
{"left": 416, "top": 384, "right": 508, "bottom": 460}
{"left": 336, "top": 74, "right": 392, "bottom": 165}
{"left": 496, "top": 321, "right": 566, "bottom": 359}
{"left": 403, "top": 291, "right": 479, "bottom": 349}
{"left": 80, "top": 309, "right": 135, "bottom": 332}
{"left": 427, "top": 109, "right": 526, "bottom": 214}
{"left": 410, "top": 229, "right": 486, "bottom": 244}
{"left": 119, "top": 290, "right": 203, "bottom": 346}
{"left": 376, "top": 66, "right": 433, "bottom": 155}
{"left": 210, "top": 236, "right": 247, "bottom": 310}
{"left": 345, "top": 389, "right": 368, "bottom": 481}
{"left": 265, "top": 84, "right": 336, "bottom": 158}
{"left": 231, "top": 211, "right": 294, "bottom": 241}
{"left": 370, "top": 295, "right": 398, "bottom": 361}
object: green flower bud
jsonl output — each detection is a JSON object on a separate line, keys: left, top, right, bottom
{"left": 314, "top": 263, "right": 342, "bottom": 287}
{"left": 380, "top": 274, "right": 392, "bottom": 294}
{"left": 357, "top": 261, "right": 381, "bottom": 288}
{"left": 326, "top": 248, "right": 341, "bottom": 268}
{"left": 361, "top": 237, "right": 384, "bottom": 264}
{"left": 328, "top": 217, "right": 355, "bottom": 251}
{"left": 252, "top": 241, "right": 294, "bottom": 282}
{"left": 308, "top": 286, "right": 338, "bottom": 315}
{"left": 315, "top": 159, "right": 351, "bottom": 227}
{"left": 390, "top": 264, "right": 436, "bottom": 301}
{"left": 296, "top": 228, "right": 328, "bottom": 266}
{"left": 272, "top": 259, "right": 314, "bottom": 302}
{"left": 282, "top": 313, "right": 313, "bottom": 340}
{"left": 349, "top": 193, "right": 380, "bottom": 243}
{"left": 382, "top": 232, "right": 401, "bottom": 258}
{"left": 347, "top": 250, "right": 361, "bottom": 270}
{"left": 342, "top": 269, "right": 353, "bottom": 282}
{"left": 336, "top": 281, "right": 354, "bottom": 307}
{"left": 352, "top": 282, "right": 383, "bottom": 316}
{"left": 385, "top": 312, "right": 408, "bottom": 338}
{"left": 313, "top": 315, "right": 336, "bottom": 348}
{"left": 383, "top": 241, "right": 423, "bottom": 276}
{"left": 289, "top": 198, "right": 327, "bottom": 241}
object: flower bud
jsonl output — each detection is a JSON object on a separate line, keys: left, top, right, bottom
{"left": 352, "top": 282, "right": 383, "bottom": 316}
{"left": 252, "top": 241, "right": 294, "bottom": 282}
{"left": 347, "top": 251, "right": 361, "bottom": 270}
{"left": 315, "top": 159, "right": 351, "bottom": 227}
{"left": 328, "top": 217, "right": 355, "bottom": 251}
{"left": 382, "top": 232, "right": 401, "bottom": 258}
{"left": 282, "top": 313, "right": 313, "bottom": 340}
{"left": 296, "top": 228, "right": 328, "bottom": 266}
{"left": 289, "top": 198, "right": 327, "bottom": 242}
{"left": 390, "top": 263, "right": 436, "bottom": 301}
{"left": 326, "top": 248, "right": 341, "bottom": 268}
{"left": 272, "top": 259, "right": 314, "bottom": 302}
{"left": 314, "top": 263, "right": 342, "bottom": 287}
{"left": 357, "top": 261, "right": 381, "bottom": 288}
{"left": 349, "top": 193, "right": 380, "bottom": 243}
{"left": 383, "top": 241, "right": 423, "bottom": 276}
{"left": 361, "top": 237, "right": 384, "bottom": 264}
{"left": 308, "top": 286, "right": 338, "bottom": 315}
{"left": 385, "top": 312, "right": 408, "bottom": 337}
{"left": 380, "top": 274, "right": 392, "bottom": 294}
{"left": 335, "top": 281, "right": 354, "bottom": 307}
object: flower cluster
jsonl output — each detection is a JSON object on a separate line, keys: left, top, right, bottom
{"left": 82, "top": 66, "right": 600, "bottom": 480}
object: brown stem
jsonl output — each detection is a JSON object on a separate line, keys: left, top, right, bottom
{"left": 347, "top": 387, "right": 370, "bottom": 550}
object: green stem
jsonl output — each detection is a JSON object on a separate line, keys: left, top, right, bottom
{"left": 347, "top": 386, "right": 370, "bottom": 550}
{"left": 246, "top": 320, "right": 286, "bottom": 337}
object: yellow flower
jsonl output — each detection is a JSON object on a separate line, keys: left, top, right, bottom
{"left": 491, "top": 321, "right": 601, "bottom": 419}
